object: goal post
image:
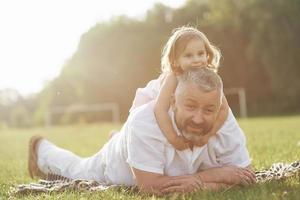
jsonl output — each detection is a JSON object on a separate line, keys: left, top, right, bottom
{"left": 224, "top": 87, "right": 247, "bottom": 118}
{"left": 45, "top": 103, "right": 120, "bottom": 127}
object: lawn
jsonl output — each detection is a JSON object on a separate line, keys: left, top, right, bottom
{"left": 1, "top": 116, "right": 300, "bottom": 200}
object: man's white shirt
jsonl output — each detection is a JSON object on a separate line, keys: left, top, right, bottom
{"left": 101, "top": 100, "right": 251, "bottom": 185}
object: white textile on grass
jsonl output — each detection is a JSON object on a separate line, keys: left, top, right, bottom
{"left": 10, "top": 160, "right": 300, "bottom": 196}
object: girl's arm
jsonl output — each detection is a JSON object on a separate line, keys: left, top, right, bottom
{"left": 211, "top": 94, "right": 229, "bottom": 133}
{"left": 194, "top": 94, "right": 229, "bottom": 147}
{"left": 154, "top": 73, "right": 189, "bottom": 150}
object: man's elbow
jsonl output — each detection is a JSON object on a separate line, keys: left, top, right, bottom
{"left": 132, "top": 168, "right": 170, "bottom": 194}
{"left": 136, "top": 183, "right": 159, "bottom": 194}
{"left": 135, "top": 179, "right": 165, "bottom": 195}
{"left": 134, "top": 174, "right": 169, "bottom": 194}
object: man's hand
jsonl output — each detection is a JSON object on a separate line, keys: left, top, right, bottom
{"left": 207, "top": 166, "right": 256, "bottom": 186}
{"left": 161, "top": 174, "right": 203, "bottom": 194}
{"left": 132, "top": 166, "right": 256, "bottom": 195}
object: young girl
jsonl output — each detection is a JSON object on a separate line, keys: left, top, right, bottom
{"left": 115, "top": 26, "right": 229, "bottom": 150}
{"left": 153, "top": 26, "right": 228, "bottom": 150}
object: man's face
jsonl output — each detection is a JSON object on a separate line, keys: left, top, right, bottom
{"left": 172, "top": 82, "right": 222, "bottom": 141}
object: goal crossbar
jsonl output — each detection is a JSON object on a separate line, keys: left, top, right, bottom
{"left": 45, "top": 103, "right": 120, "bottom": 127}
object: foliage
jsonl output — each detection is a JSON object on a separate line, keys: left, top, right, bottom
{"left": 0, "top": 89, "right": 36, "bottom": 127}
{"left": 206, "top": 0, "right": 300, "bottom": 112}
{"left": 2, "top": 0, "right": 300, "bottom": 126}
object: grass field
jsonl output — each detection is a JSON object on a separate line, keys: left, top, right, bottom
{"left": 1, "top": 116, "right": 300, "bottom": 200}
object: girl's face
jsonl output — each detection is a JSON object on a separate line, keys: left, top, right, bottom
{"left": 175, "top": 38, "right": 208, "bottom": 71}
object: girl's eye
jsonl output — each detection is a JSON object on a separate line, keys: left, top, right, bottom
{"left": 184, "top": 53, "right": 192, "bottom": 58}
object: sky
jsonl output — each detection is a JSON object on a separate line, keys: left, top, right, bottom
{"left": 0, "top": 0, "right": 185, "bottom": 96}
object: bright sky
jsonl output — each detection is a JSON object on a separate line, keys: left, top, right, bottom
{"left": 0, "top": 0, "right": 185, "bottom": 96}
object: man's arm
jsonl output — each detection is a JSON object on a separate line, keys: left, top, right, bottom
{"left": 132, "top": 165, "right": 256, "bottom": 194}
{"left": 132, "top": 167, "right": 204, "bottom": 195}
{"left": 198, "top": 165, "right": 255, "bottom": 185}
{"left": 160, "top": 165, "right": 255, "bottom": 193}
{"left": 132, "top": 167, "right": 170, "bottom": 195}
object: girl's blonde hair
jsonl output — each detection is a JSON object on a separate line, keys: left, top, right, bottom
{"left": 161, "top": 26, "right": 221, "bottom": 73}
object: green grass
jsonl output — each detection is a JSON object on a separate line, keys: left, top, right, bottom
{"left": 1, "top": 116, "right": 300, "bottom": 200}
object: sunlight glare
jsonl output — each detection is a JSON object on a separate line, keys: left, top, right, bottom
{"left": 0, "top": 0, "right": 185, "bottom": 95}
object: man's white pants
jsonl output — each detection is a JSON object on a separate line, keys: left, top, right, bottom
{"left": 37, "top": 139, "right": 106, "bottom": 182}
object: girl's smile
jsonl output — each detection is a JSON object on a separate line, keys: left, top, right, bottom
{"left": 176, "top": 39, "right": 208, "bottom": 71}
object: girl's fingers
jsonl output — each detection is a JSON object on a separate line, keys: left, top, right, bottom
{"left": 178, "top": 136, "right": 189, "bottom": 143}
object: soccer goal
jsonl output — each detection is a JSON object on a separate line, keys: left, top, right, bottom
{"left": 224, "top": 87, "right": 247, "bottom": 118}
{"left": 44, "top": 102, "right": 120, "bottom": 127}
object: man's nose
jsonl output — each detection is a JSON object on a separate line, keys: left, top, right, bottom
{"left": 192, "top": 56, "right": 200, "bottom": 63}
{"left": 192, "top": 110, "right": 204, "bottom": 124}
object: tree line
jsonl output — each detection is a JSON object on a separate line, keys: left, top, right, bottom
{"left": 1, "top": 0, "right": 299, "bottom": 127}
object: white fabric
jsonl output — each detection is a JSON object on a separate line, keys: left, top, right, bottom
{"left": 37, "top": 139, "right": 106, "bottom": 181}
{"left": 129, "top": 74, "right": 165, "bottom": 112}
{"left": 37, "top": 100, "right": 251, "bottom": 186}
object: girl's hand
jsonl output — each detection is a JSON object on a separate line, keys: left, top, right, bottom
{"left": 192, "top": 132, "right": 214, "bottom": 147}
{"left": 170, "top": 135, "right": 190, "bottom": 151}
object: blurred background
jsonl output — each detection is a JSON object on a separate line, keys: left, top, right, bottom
{"left": 0, "top": 0, "right": 299, "bottom": 128}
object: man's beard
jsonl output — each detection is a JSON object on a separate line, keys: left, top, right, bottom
{"left": 173, "top": 106, "right": 211, "bottom": 142}
{"left": 181, "top": 120, "right": 211, "bottom": 141}
{"left": 181, "top": 130, "right": 203, "bottom": 141}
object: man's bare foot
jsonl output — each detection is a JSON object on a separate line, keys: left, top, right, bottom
{"left": 28, "top": 136, "right": 47, "bottom": 179}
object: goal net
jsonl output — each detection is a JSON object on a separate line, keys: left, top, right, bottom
{"left": 45, "top": 103, "right": 120, "bottom": 127}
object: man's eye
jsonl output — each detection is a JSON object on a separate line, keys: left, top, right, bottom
{"left": 198, "top": 51, "right": 206, "bottom": 56}
{"left": 205, "top": 109, "right": 214, "bottom": 113}
{"left": 186, "top": 105, "right": 196, "bottom": 109}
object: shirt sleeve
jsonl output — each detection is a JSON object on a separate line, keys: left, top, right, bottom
{"left": 129, "top": 75, "right": 164, "bottom": 112}
{"left": 214, "top": 110, "right": 251, "bottom": 168}
{"left": 126, "top": 120, "right": 166, "bottom": 174}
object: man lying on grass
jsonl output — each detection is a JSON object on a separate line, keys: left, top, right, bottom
{"left": 28, "top": 67, "right": 256, "bottom": 195}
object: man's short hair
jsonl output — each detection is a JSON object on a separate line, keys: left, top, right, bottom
{"left": 176, "top": 67, "right": 223, "bottom": 94}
